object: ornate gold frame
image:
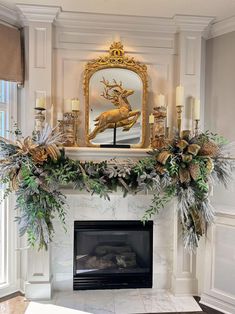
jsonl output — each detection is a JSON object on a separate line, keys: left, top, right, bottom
{"left": 83, "top": 42, "right": 148, "bottom": 147}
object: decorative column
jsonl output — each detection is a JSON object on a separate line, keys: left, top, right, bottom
{"left": 171, "top": 15, "right": 213, "bottom": 295}
{"left": 16, "top": 4, "right": 60, "bottom": 135}
{"left": 16, "top": 4, "right": 60, "bottom": 300}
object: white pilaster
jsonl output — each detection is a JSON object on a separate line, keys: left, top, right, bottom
{"left": 16, "top": 4, "right": 60, "bottom": 136}
{"left": 16, "top": 5, "right": 60, "bottom": 299}
{"left": 171, "top": 204, "right": 198, "bottom": 296}
{"left": 171, "top": 16, "right": 213, "bottom": 295}
{"left": 173, "top": 15, "right": 213, "bottom": 131}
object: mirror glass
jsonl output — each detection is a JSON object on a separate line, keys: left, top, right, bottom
{"left": 89, "top": 68, "right": 143, "bottom": 146}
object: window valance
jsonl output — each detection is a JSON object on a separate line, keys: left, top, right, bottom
{"left": 0, "top": 23, "right": 23, "bottom": 83}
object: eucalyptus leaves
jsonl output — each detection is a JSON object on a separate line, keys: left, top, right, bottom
{"left": 0, "top": 126, "right": 233, "bottom": 251}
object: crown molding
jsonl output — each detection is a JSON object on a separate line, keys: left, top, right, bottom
{"left": 55, "top": 11, "right": 215, "bottom": 36}
{"left": 55, "top": 11, "right": 177, "bottom": 34}
{"left": 209, "top": 15, "right": 235, "bottom": 39}
{"left": 16, "top": 4, "right": 61, "bottom": 25}
{"left": 174, "top": 15, "right": 214, "bottom": 33}
{"left": 0, "top": 3, "right": 20, "bottom": 28}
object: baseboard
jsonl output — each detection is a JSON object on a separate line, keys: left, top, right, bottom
{"left": 25, "top": 281, "right": 52, "bottom": 300}
{"left": 171, "top": 275, "right": 198, "bottom": 296}
{"left": 200, "top": 293, "right": 235, "bottom": 314}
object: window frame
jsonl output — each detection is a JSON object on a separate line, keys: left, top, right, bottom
{"left": 0, "top": 81, "right": 19, "bottom": 297}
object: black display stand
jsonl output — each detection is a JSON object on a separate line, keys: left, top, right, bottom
{"left": 100, "top": 123, "right": 130, "bottom": 148}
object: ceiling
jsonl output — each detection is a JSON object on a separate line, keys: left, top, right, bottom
{"left": 2, "top": 0, "right": 235, "bottom": 22}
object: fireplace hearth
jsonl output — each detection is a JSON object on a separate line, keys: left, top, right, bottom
{"left": 73, "top": 220, "right": 153, "bottom": 290}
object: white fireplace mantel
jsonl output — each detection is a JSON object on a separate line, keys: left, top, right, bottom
{"left": 65, "top": 147, "right": 150, "bottom": 162}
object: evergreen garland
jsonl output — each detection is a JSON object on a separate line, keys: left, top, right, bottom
{"left": 0, "top": 125, "right": 234, "bottom": 251}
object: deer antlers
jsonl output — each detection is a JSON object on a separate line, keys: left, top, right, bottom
{"left": 100, "top": 77, "right": 123, "bottom": 104}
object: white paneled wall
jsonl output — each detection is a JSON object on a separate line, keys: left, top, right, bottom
{"left": 53, "top": 25, "right": 175, "bottom": 146}
{"left": 201, "top": 210, "right": 235, "bottom": 313}
{"left": 16, "top": 4, "right": 213, "bottom": 300}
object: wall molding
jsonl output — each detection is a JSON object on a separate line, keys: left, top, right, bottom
{"left": 209, "top": 16, "right": 235, "bottom": 39}
{"left": 0, "top": 3, "right": 20, "bottom": 28}
{"left": 16, "top": 4, "right": 61, "bottom": 25}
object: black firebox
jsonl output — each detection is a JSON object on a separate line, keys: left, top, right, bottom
{"left": 73, "top": 220, "right": 153, "bottom": 290}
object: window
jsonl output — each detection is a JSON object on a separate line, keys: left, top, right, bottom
{"left": 0, "top": 80, "right": 17, "bottom": 293}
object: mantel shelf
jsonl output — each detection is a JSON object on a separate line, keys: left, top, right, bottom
{"left": 65, "top": 146, "right": 150, "bottom": 161}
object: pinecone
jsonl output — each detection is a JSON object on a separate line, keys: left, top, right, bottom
{"left": 189, "top": 163, "right": 200, "bottom": 181}
{"left": 190, "top": 207, "right": 205, "bottom": 236}
{"left": 199, "top": 140, "right": 219, "bottom": 157}
{"left": 179, "top": 168, "right": 191, "bottom": 183}
{"left": 206, "top": 158, "right": 214, "bottom": 173}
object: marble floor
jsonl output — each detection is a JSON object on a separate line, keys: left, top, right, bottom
{"left": 34, "top": 289, "right": 202, "bottom": 314}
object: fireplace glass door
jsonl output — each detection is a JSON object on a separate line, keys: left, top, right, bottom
{"left": 74, "top": 220, "right": 153, "bottom": 290}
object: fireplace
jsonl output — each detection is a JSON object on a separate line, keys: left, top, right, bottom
{"left": 73, "top": 220, "right": 153, "bottom": 290}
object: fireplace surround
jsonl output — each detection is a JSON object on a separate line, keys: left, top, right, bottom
{"left": 73, "top": 220, "right": 153, "bottom": 290}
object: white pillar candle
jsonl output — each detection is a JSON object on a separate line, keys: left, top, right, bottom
{"left": 57, "top": 112, "right": 63, "bottom": 121}
{"left": 176, "top": 85, "right": 184, "bottom": 107}
{"left": 64, "top": 99, "right": 72, "bottom": 112}
{"left": 35, "top": 97, "right": 46, "bottom": 109}
{"left": 157, "top": 94, "right": 165, "bottom": 107}
{"left": 72, "top": 99, "right": 80, "bottom": 111}
{"left": 149, "top": 113, "right": 154, "bottom": 124}
{"left": 194, "top": 98, "right": 200, "bottom": 120}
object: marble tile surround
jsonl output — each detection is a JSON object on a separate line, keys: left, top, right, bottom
{"left": 51, "top": 192, "right": 175, "bottom": 291}
{"left": 36, "top": 289, "right": 202, "bottom": 313}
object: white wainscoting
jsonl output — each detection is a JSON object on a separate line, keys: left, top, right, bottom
{"left": 201, "top": 206, "right": 235, "bottom": 314}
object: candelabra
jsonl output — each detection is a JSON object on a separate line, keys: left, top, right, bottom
{"left": 194, "top": 119, "right": 200, "bottom": 136}
{"left": 176, "top": 105, "right": 183, "bottom": 135}
{"left": 34, "top": 107, "right": 46, "bottom": 134}
{"left": 151, "top": 106, "right": 168, "bottom": 149}
{"left": 57, "top": 110, "right": 80, "bottom": 147}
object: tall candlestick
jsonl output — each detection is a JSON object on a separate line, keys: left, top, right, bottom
{"left": 72, "top": 99, "right": 80, "bottom": 111}
{"left": 176, "top": 85, "right": 184, "bottom": 107}
{"left": 193, "top": 98, "right": 200, "bottom": 120}
{"left": 166, "top": 105, "right": 170, "bottom": 128}
{"left": 149, "top": 113, "right": 154, "bottom": 124}
{"left": 157, "top": 94, "right": 165, "bottom": 107}
{"left": 50, "top": 104, "right": 54, "bottom": 127}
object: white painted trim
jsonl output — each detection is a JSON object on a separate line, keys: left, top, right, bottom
{"left": 174, "top": 15, "right": 214, "bottom": 33}
{"left": 209, "top": 16, "right": 235, "bottom": 39}
{"left": 65, "top": 147, "right": 150, "bottom": 161}
{"left": 13, "top": 4, "right": 214, "bottom": 36}
{"left": 200, "top": 293, "right": 235, "bottom": 314}
{"left": 0, "top": 3, "right": 20, "bottom": 28}
{"left": 16, "top": 4, "right": 61, "bottom": 25}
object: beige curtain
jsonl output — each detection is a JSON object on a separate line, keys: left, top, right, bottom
{"left": 0, "top": 23, "right": 23, "bottom": 83}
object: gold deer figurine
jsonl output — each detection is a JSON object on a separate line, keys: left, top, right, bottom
{"left": 88, "top": 78, "right": 141, "bottom": 140}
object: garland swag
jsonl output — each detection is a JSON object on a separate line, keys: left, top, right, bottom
{"left": 0, "top": 125, "right": 234, "bottom": 251}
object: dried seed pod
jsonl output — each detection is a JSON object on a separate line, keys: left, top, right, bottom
{"left": 179, "top": 167, "right": 191, "bottom": 183}
{"left": 189, "top": 163, "right": 200, "bottom": 181}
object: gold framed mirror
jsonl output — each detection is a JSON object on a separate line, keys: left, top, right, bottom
{"left": 84, "top": 42, "right": 148, "bottom": 148}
